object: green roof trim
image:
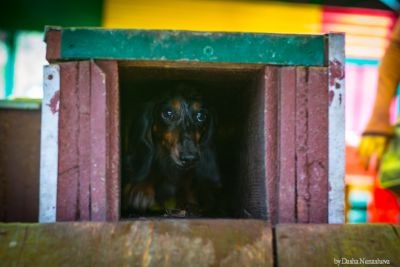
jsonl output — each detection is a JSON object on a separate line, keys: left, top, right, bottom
{"left": 59, "top": 28, "right": 327, "bottom": 66}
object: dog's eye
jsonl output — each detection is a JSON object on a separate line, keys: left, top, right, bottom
{"left": 195, "top": 110, "right": 207, "bottom": 123}
{"left": 161, "top": 109, "right": 176, "bottom": 121}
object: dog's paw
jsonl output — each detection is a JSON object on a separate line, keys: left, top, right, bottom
{"left": 124, "top": 183, "right": 155, "bottom": 211}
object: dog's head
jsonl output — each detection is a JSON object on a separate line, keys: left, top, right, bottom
{"left": 128, "top": 84, "right": 216, "bottom": 181}
{"left": 152, "top": 88, "right": 213, "bottom": 170}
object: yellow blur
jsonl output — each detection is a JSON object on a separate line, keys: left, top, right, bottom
{"left": 103, "top": 0, "right": 322, "bottom": 34}
{"left": 358, "top": 135, "right": 390, "bottom": 170}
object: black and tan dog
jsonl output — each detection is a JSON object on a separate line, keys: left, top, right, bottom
{"left": 123, "top": 83, "right": 221, "bottom": 217}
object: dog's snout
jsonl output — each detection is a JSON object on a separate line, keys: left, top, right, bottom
{"left": 179, "top": 153, "right": 199, "bottom": 165}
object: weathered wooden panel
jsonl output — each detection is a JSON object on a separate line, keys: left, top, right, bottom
{"left": 264, "top": 66, "right": 329, "bottom": 224}
{"left": 45, "top": 28, "right": 326, "bottom": 66}
{"left": 39, "top": 65, "right": 60, "bottom": 223}
{"left": 90, "top": 63, "right": 108, "bottom": 221}
{"left": 327, "top": 33, "right": 345, "bottom": 224}
{"left": 95, "top": 60, "right": 120, "bottom": 221}
{"left": 55, "top": 61, "right": 119, "bottom": 222}
{"left": 77, "top": 61, "right": 91, "bottom": 221}
{"left": 307, "top": 67, "right": 328, "bottom": 223}
{"left": 278, "top": 67, "right": 296, "bottom": 223}
{"left": 276, "top": 224, "right": 400, "bottom": 267}
{"left": 57, "top": 62, "right": 79, "bottom": 221}
{"left": 44, "top": 27, "right": 61, "bottom": 62}
{"left": 295, "top": 67, "right": 309, "bottom": 223}
{"left": 1, "top": 222, "right": 399, "bottom": 266}
{"left": 264, "top": 67, "right": 279, "bottom": 224}
{"left": 293, "top": 67, "right": 329, "bottom": 223}
{"left": 240, "top": 69, "right": 268, "bottom": 219}
{"left": 0, "top": 220, "right": 273, "bottom": 267}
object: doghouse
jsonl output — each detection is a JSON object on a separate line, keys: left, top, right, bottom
{"left": 40, "top": 27, "right": 344, "bottom": 224}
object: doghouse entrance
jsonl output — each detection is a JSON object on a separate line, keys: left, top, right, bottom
{"left": 119, "top": 61, "right": 268, "bottom": 219}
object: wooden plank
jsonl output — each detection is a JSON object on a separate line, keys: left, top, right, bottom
{"left": 44, "top": 27, "right": 61, "bottom": 62}
{"left": 90, "top": 63, "right": 107, "bottom": 221}
{"left": 0, "top": 220, "right": 273, "bottom": 267}
{"left": 45, "top": 27, "right": 326, "bottom": 66}
{"left": 307, "top": 67, "right": 329, "bottom": 223}
{"left": 95, "top": 60, "right": 120, "bottom": 221}
{"left": 57, "top": 62, "right": 79, "bottom": 221}
{"left": 39, "top": 65, "right": 60, "bottom": 223}
{"left": 278, "top": 67, "right": 296, "bottom": 223}
{"left": 327, "top": 33, "right": 345, "bottom": 224}
{"left": 276, "top": 224, "right": 400, "bottom": 267}
{"left": 295, "top": 67, "right": 309, "bottom": 223}
{"left": 77, "top": 61, "right": 91, "bottom": 220}
{"left": 264, "top": 66, "right": 279, "bottom": 224}
{"left": 240, "top": 69, "right": 268, "bottom": 219}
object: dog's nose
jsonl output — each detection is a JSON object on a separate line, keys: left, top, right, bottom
{"left": 180, "top": 154, "right": 199, "bottom": 165}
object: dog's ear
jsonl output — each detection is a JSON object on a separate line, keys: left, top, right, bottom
{"left": 197, "top": 110, "right": 221, "bottom": 185}
{"left": 126, "top": 103, "right": 154, "bottom": 182}
{"left": 201, "top": 108, "right": 216, "bottom": 146}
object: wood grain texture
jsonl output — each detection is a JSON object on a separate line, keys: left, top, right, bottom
{"left": 44, "top": 28, "right": 61, "bottom": 62}
{"left": 240, "top": 70, "right": 268, "bottom": 219}
{"left": 276, "top": 224, "right": 400, "bottom": 267}
{"left": 89, "top": 63, "right": 107, "bottom": 221}
{"left": 77, "top": 61, "right": 91, "bottom": 220}
{"left": 47, "top": 28, "right": 326, "bottom": 66}
{"left": 295, "top": 67, "right": 310, "bottom": 223}
{"left": 0, "top": 220, "right": 273, "bottom": 267}
{"left": 307, "top": 67, "right": 328, "bottom": 223}
{"left": 95, "top": 61, "right": 120, "bottom": 221}
{"left": 264, "top": 66, "right": 279, "bottom": 224}
{"left": 278, "top": 67, "right": 297, "bottom": 223}
{"left": 1, "top": 222, "right": 399, "bottom": 266}
{"left": 57, "top": 62, "right": 79, "bottom": 221}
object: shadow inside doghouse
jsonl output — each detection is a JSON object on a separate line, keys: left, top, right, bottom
{"left": 119, "top": 61, "right": 266, "bottom": 219}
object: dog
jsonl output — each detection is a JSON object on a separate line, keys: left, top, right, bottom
{"left": 123, "top": 83, "right": 221, "bottom": 217}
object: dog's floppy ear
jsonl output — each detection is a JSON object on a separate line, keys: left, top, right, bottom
{"left": 126, "top": 103, "right": 154, "bottom": 183}
{"left": 197, "top": 111, "right": 221, "bottom": 184}
{"left": 200, "top": 107, "right": 216, "bottom": 146}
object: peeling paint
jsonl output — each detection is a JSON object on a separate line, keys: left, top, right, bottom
{"left": 47, "top": 90, "right": 60, "bottom": 114}
{"left": 329, "top": 58, "right": 345, "bottom": 87}
{"left": 329, "top": 90, "right": 335, "bottom": 106}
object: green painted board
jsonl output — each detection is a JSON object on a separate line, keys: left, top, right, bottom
{"left": 57, "top": 28, "right": 327, "bottom": 66}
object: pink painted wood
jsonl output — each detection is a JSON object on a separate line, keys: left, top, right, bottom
{"left": 77, "top": 61, "right": 91, "bottom": 220}
{"left": 278, "top": 67, "right": 297, "bottom": 223}
{"left": 44, "top": 28, "right": 61, "bottom": 62}
{"left": 89, "top": 63, "right": 108, "bottom": 221}
{"left": 95, "top": 61, "right": 120, "bottom": 222}
{"left": 264, "top": 66, "right": 329, "bottom": 224}
{"left": 295, "top": 67, "right": 310, "bottom": 223}
{"left": 57, "top": 62, "right": 79, "bottom": 221}
{"left": 57, "top": 61, "right": 120, "bottom": 221}
{"left": 307, "top": 67, "right": 328, "bottom": 223}
{"left": 55, "top": 61, "right": 328, "bottom": 223}
{"left": 264, "top": 67, "right": 279, "bottom": 224}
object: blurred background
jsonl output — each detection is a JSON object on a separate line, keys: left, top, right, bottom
{"left": 0, "top": 0, "right": 399, "bottom": 223}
